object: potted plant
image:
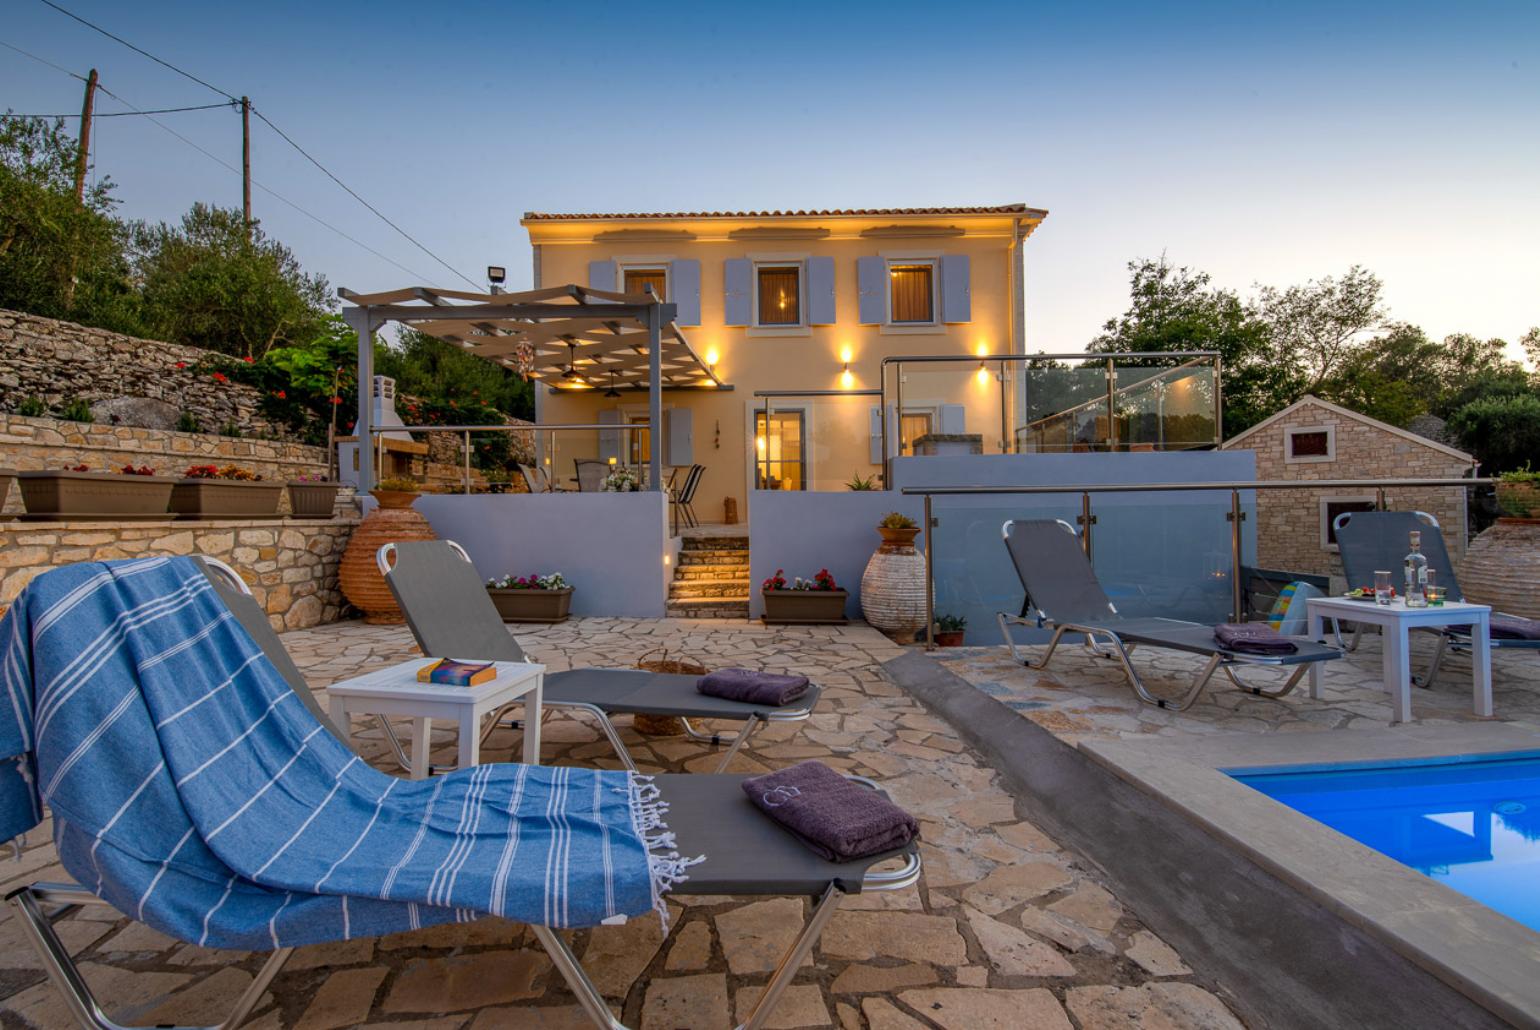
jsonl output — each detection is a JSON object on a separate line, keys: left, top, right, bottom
{"left": 171, "top": 464, "right": 284, "bottom": 519}
{"left": 485, "top": 572, "right": 574, "bottom": 623}
{"left": 287, "top": 472, "right": 341, "bottom": 518}
{"left": 862, "top": 511, "right": 926, "bottom": 642}
{"left": 934, "top": 613, "right": 968, "bottom": 647}
{"left": 876, "top": 511, "right": 920, "bottom": 546}
{"left": 370, "top": 475, "right": 422, "bottom": 509}
{"left": 1496, "top": 467, "right": 1540, "bottom": 520}
{"left": 602, "top": 467, "right": 640, "bottom": 493}
{"left": 17, "top": 464, "right": 177, "bottom": 519}
{"left": 846, "top": 471, "right": 878, "bottom": 491}
{"left": 761, "top": 568, "right": 848, "bottom": 624}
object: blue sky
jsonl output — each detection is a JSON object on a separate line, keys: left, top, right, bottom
{"left": 4, "top": 0, "right": 1536, "bottom": 354}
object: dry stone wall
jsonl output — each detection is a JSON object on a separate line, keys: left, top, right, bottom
{"left": 0, "top": 308, "right": 292, "bottom": 439}
{"left": 0, "top": 517, "right": 357, "bottom": 629}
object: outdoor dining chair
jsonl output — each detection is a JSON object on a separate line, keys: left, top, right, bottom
{"left": 518, "top": 463, "right": 557, "bottom": 493}
{"left": 0, "top": 556, "right": 919, "bottom": 1030}
{"left": 377, "top": 540, "right": 821, "bottom": 772}
{"left": 996, "top": 519, "right": 1343, "bottom": 711}
{"left": 1334, "top": 510, "right": 1540, "bottom": 685}
{"left": 671, "top": 463, "right": 705, "bottom": 531}
{"left": 574, "top": 459, "right": 608, "bottom": 492}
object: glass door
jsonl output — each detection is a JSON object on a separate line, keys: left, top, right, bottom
{"left": 755, "top": 410, "right": 806, "bottom": 490}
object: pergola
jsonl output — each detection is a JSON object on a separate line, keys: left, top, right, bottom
{"left": 340, "top": 284, "right": 723, "bottom": 493}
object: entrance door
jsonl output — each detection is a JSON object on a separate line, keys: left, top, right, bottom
{"left": 755, "top": 410, "right": 805, "bottom": 491}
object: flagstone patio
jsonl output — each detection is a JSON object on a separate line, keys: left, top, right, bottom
{"left": 0, "top": 617, "right": 1245, "bottom": 1029}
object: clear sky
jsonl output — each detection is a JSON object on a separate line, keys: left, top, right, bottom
{"left": 4, "top": 0, "right": 1536, "bottom": 354}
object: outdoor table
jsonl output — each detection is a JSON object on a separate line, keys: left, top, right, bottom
{"left": 1306, "top": 596, "right": 1492, "bottom": 724}
{"left": 325, "top": 659, "right": 544, "bottom": 778}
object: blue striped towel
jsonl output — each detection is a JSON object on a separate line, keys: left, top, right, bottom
{"left": 0, "top": 558, "right": 691, "bottom": 950}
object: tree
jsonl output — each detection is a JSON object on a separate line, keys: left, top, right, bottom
{"left": 1522, "top": 327, "right": 1540, "bottom": 373}
{"left": 134, "top": 203, "right": 330, "bottom": 358}
{"left": 375, "top": 327, "right": 534, "bottom": 421}
{"left": 1255, "top": 265, "right": 1387, "bottom": 393}
{"left": 1088, "top": 257, "right": 1291, "bottom": 435}
{"left": 1448, "top": 394, "right": 1540, "bottom": 474}
{"left": 0, "top": 114, "right": 140, "bottom": 332}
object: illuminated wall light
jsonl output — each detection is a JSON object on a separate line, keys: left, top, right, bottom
{"left": 663, "top": 554, "right": 671, "bottom": 566}
{"left": 841, "top": 368, "right": 855, "bottom": 389}
{"left": 975, "top": 342, "right": 990, "bottom": 358}
{"left": 705, "top": 347, "right": 720, "bottom": 368}
{"left": 976, "top": 364, "right": 991, "bottom": 386}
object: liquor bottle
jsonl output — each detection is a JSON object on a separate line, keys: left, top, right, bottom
{"left": 1404, "top": 530, "right": 1428, "bottom": 608}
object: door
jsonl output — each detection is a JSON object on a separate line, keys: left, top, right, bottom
{"left": 755, "top": 410, "right": 806, "bottom": 491}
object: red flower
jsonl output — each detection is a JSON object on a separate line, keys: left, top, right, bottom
{"left": 175, "top": 362, "right": 187, "bottom": 369}
{"left": 242, "top": 355, "right": 255, "bottom": 364}
{"left": 331, "top": 396, "right": 342, "bottom": 405}
{"left": 274, "top": 390, "right": 287, "bottom": 400}
{"left": 211, "top": 371, "right": 228, "bottom": 383}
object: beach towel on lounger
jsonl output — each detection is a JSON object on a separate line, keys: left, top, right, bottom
{"left": 0, "top": 557, "right": 689, "bottom": 950}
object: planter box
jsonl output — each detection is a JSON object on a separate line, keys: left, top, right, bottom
{"left": 171, "top": 479, "right": 285, "bottom": 519}
{"left": 287, "top": 481, "right": 341, "bottom": 518}
{"left": 762, "top": 589, "right": 849, "bottom": 625}
{"left": 487, "top": 586, "right": 574, "bottom": 623}
{"left": 935, "top": 630, "right": 966, "bottom": 647}
{"left": 18, "top": 470, "right": 176, "bottom": 519}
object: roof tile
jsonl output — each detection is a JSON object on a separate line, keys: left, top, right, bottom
{"left": 522, "top": 204, "right": 1045, "bottom": 221}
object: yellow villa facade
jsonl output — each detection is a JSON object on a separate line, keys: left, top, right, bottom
{"left": 523, "top": 204, "right": 1048, "bottom": 513}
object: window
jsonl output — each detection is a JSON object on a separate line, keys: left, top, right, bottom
{"left": 1285, "top": 425, "right": 1335, "bottom": 464}
{"left": 1320, "top": 498, "right": 1378, "bottom": 550}
{"left": 756, "top": 265, "right": 801, "bottom": 326}
{"left": 899, "top": 411, "right": 933, "bottom": 456}
{"left": 622, "top": 266, "right": 667, "bottom": 300}
{"left": 755, "top": 411, "right": 805, "bottom": 490}
{"left": 889, "top": 262, "right": 935, "bottom": 324}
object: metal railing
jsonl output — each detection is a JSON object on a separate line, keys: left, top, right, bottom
{"left": 366, "top": 422, "right": 652, "bottom": 494}
{"left": 902, "top": 477, "right": 1493, "bottom": 649}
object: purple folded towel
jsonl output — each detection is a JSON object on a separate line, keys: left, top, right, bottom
{"left": 697, "top": 667, "right": 810, "bottom": 706}
{"left": 1214, "top": 622, "right": 1298, "bottom": 655}
{"left": 1490, "top": 614, "right": 1540, "bottom": 641}
{"left": 741, "top": 761, "right": 918, "bottom": 862}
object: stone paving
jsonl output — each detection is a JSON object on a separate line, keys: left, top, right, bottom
{"left": 935, "top": 629, "right": 1540, "bottom": 747}
{"left": 0, "top": 617, "right": 1245, "bottom": 1029}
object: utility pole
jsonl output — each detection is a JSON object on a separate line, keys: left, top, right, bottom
{"left": 73, "top": 68, "right": 98, "bottom": 203}
{"left": 240, "top": 96, "right": 252, "bottom": 239}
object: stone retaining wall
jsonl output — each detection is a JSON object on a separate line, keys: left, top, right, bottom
{"left": 0, "top": 517, "right": 357, "bottom": 629}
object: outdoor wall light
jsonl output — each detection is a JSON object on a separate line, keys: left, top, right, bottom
{"left": 487, "top": 266, "right": 506, "bottom": 284}
{"left": 839, "top": 345, "right": 854, "bottom": 387}
{"left": 705, "top": 347, "right": 720, "bottom": 368}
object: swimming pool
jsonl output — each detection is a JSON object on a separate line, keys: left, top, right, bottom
{"left": 1232, "top": 751, "right": 1540, "bottom": 933}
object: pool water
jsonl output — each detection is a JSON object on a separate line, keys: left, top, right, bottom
{"left": 1232, "top": 752, "right": 1540, "bottom": 933}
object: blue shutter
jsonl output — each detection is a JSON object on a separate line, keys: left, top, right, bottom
{"left": 857, "top": 256, "right": 887, "bottom": 324}
{"left": 664, "top": 408, "right": 693, "bottom": 465}
{"left": 588, "top": 260, "right": 618, "bottom": 293}
{"left": 806, "top": 256, "right": 836, "bottom": 324}
{"left": 940, "top": 254, "right": 971, "bottom": 323}
{"left": 939, "top": 404, "right": 967, "bottom": 434}
{"left": 598, "top": 408, "right": 623, "bottom": 462}
{"left": 723, "top": 259, "right": 752, "bottom": 326}
{"left": 671, "top": 259, "right": 701, "bottom": 326}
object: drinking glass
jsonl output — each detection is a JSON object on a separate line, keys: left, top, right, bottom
{"left": 1426, "top": 570, "right": 1446, "bottom": 606}
{"left": 1374, "top": 570, "right": 1393, "bottom": 605}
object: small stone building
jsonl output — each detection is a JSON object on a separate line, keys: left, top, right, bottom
{"left": 1222, "top": 396, "right": 1477, "bottom": 582}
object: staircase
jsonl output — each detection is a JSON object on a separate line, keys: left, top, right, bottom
{"left": 667, "top": 535, "right": 750, "bottom": 619}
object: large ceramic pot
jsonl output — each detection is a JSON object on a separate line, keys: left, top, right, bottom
{"left": 18, "top": 470, "right": 175, "bottom": 519}
{"left": 761, "top": 589, "right": 849, "bottom": 625}
{"left": 170, "top": 478, "right": 284, "bottom": 519}
{"left": 861, "top": 525, "right": 927, "bottom": 642}
{"left": 339, "top": 491, "right": 436, "bottom": 623}
{"left": 1461, "top": 519, "right": 1540, "bottom": 619}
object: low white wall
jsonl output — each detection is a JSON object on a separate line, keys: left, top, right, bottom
{"left": 406, "top": 492, "right": 672, "bottom": 618}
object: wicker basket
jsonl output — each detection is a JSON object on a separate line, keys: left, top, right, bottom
{"left": 632, "top": 647, "right": 708, "bottom": 736}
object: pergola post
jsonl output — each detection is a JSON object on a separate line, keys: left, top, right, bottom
{"left": 647, "top": 295, "right": 663, "bottom": 494}
{"left": 345, "top": 306, "right": 374, "bottom": 494}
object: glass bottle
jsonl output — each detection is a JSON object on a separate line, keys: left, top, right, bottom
{"left": 1404, "top": 530, "right": 1428, "bottom": 608}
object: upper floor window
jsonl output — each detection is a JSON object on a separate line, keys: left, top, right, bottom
{"left": 889, "top": 262, "right": 936, "bottom": 324}
{"left": 622, "top": 265, "right": 668, "bottom": 300}
{"left": 756, "top": 264, "right": 801, "bottom": 326}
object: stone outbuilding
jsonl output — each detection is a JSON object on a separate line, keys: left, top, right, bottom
{"left": 1222, "top": 396, "right": 1478, "bottom": 582}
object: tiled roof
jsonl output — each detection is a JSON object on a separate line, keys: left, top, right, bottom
{"left": 522, "top": 204, "right": 1045, "bottom": 221}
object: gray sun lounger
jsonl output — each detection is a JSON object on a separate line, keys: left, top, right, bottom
{"left": 1334, "top": 510, "right": 1539, "bottom": 686}
{"left": 995, "top": 520, "right": 1343, "bottom": 711}
{"left": 376, "top": 540, "right": 821, "bottom": 773}
{"left": 33, "top": 557, "right": 920, "bottom": 1030}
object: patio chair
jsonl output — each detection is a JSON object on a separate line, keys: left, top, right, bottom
{"left": 574, "top": 459, "right": 608, "bottom": 492}
{"left": 518, "top": 463, "right": 555, "bottom": 493}
{"left": 995, "top": 519, "right": 1343, "bottom": 711}
{"left": 672, "top": 463, "right": 705, "bottom": 531}
{"left": 2, "top": 557, "right": 920, "bottom": 1030}
{"left": 1334, "top": 510, "right": 1539, "bottom": 685}
{"left": 377, "top": 540, "right": 821, "bottom": 773}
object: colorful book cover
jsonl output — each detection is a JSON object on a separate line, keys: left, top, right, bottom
{"left": 416, "top": 659, "right": 496, "bottom": 687}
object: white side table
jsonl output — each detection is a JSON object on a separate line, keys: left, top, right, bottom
{"left": 1306, "top": 596, "right": 1492, "bottom": 724}
{"left": 325, "top": 659, "right": 544, "bottom": 779}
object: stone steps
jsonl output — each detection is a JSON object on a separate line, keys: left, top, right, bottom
{"left": 671, "top": 534, "right": 750, "bottom": 619}
{"left": 666, "top": 597, "right": 751, "bottom": 619}
{"left": 668, "top": 578, "right": 752, "bottom": 599}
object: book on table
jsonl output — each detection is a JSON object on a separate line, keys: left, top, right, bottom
{"left": 416, "top": 659, "right": 496, "bottom": 687}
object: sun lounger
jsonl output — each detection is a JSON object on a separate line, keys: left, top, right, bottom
{"left": 1334, "top": 510, "right": 1540, "bottom": 685}
{"left": 1, "top": 557, "right": 919, "bottom": 1030}
{"left": 995, "top": 519, "right": 1343, "bottom": 711}
{"left": 377, "top": 540, "right": 821, "bottom": 773}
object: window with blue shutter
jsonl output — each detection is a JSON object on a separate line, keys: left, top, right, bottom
{"left": 806, "top": 256, "right": 836, "bottom": 325}
{"left": 857, "top": 256, "right": 887, "bottom": 324}
{"left": 723, "top": 259, "right": 752, "bottom": 326}
{"left": 940, "top": 254, "right": 971, "bottom": 323}
{"left": 588, "top": 260, "right": 618, "bottom": 293}
{"left": 671, "top": 259, "right": 701, "bottom": 326}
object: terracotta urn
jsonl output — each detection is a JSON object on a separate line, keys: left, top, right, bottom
{"left": 1461, "top": 519, "right": 1540, "bottom": 619}
{"left": 861, "top": 524, "right": 927, "bottom": 643}
{"left": 339, "top": 490, "right": 436, "bottom": 623}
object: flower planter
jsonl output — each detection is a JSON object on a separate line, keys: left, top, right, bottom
{"left": 287, "top": 481, "right": 341, "bottom": 518}
{"left": 761, "top": 589, "right": 849, "bottom": 625}
{"left": 487, "top": 586, "right": 574, "bottom": 623}
{"left": 371, "top": 489, "right": 420, "bottom": 510}
{"left": 170, "top": 479, "right": 285, "bottom": 519}
{"left": 935, "top": 630, "right": 966, "bottom": 647}
{"left": 17, "top": 470, "right": 176, "bottom": 520}
{"left": 1496, "top": 481, "right": 1540, "bottom": 519}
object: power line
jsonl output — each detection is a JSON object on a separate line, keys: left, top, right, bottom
{"left": 0, "top": 37, "right": 86, "bottom": 81}
{"left": 8, "top": 101, "right": 235, "bottom": 118}
{"left": 35, "top": 0, "right": 238, "bottom": 102}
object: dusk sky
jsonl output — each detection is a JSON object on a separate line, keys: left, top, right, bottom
{"left": 4, "top": 1, "right": 1536, "bottom": 355}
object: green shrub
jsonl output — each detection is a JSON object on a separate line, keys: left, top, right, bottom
{"left": 879, "top": 511, "right": 918, "bottom": 529}
{"left": 175, "top": 410, "right": 203, "bottom": 433}
{"left": 218, "top": 421, "right": 243, "bottom": 438}
{"left": 1449, "top": 394, "right": 1540, "bottom": 474}
{"left": 56, "top": 397, "right": 94, "bottom": 423}
{"left": 15, "top": 395, "right": 47, "bottom": 417}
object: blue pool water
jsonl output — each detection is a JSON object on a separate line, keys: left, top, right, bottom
{"left": 1232, "top": 752, "right": 1540, "bottom": 932}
